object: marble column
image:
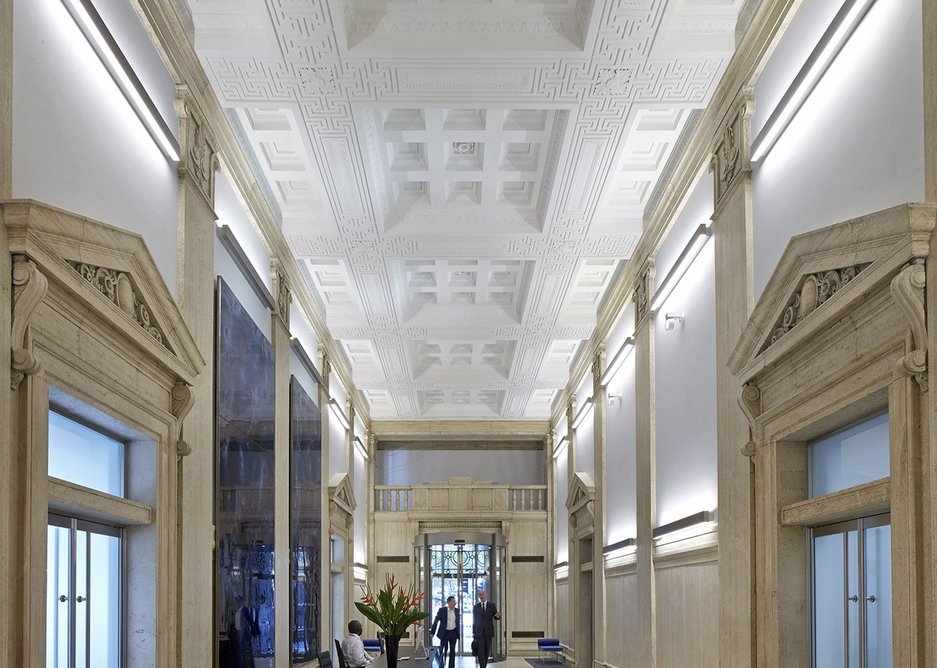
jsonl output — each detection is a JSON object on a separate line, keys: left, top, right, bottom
{"left": 564, "top": 398, "right": 577, "bottom": 666}
{"left": 271, "top": 261, "right": 292, "bottom": 662}
{"left": 318, "top": 348, "right": 332, "bottom": 648}
{"left": 174, "top": 87, "right": 218, "bottom": 668}
{"left": 591, "top": 349, "right": 607, "bottom": 668}
{"left": 710, "top": 92, "right": 756, "bottom": 668}
{"left": 633, "top": 264, "right": 656, "bottom": 668}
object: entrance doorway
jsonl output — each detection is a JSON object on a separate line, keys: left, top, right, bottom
{"left": 811, "top": 514, "right": 891, "bottom": 667}
{"left": 47, "top": 513, "right": 122, "bottom": 667}
{"left": 414, "top": 533, "right": 506, "bottom": 660}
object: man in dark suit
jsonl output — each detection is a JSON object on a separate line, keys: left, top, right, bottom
{"left": 471, "top": 589, "right": 501, "bottom": 668}
{"left": 431, "top": 595, "right": 460, "bottom": 668}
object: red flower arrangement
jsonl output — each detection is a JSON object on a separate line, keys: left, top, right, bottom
{"left": 355, "top": 574, "right": 429, "bottom": 636}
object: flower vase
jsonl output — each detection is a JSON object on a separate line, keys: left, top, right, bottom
{"left": 385, "top": 634, "right": 402, "bottom": 668}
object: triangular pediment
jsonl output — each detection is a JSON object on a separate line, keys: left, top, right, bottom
{"left": 329, "top": 472, "right": 357, "bottom": 514}
{"left": 729, "top": 203, "right": 937, "bottom": 379}
{"left": 565, "top": 471, "right": 595, "bottom": 512}
{"left": 4, "top": 200, "right": 204, "bottom": 383}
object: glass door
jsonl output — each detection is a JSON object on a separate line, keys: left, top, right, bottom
{"left": 811, "top": 514, "right": 891, "bottom": 668}
{"left": 47, "top": 513, "right": 122, "bottom": 668}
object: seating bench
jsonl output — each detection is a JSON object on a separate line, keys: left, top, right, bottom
{"left": 538, "top": 638, "right": 563, "bottom": 662}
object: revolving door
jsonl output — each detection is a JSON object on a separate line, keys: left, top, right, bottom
{"left": 414, "top": 533, "right": 507, "bottom": 661}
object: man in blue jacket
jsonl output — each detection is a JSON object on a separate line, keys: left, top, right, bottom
{"left": 431, "top": 595, "right": 460, "bottom": 668}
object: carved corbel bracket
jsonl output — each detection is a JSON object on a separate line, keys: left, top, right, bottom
{"left": 11, "top": 255, "right": 48, "bottom": 390}
{"left": 171, "top": 381, "right": 195, "bottom": 458}
{"left": 738, "top": 383, "right": 761, "bottom": 457}
{"left": 890, "top": 261, "right": 927, "bottom": 391}
{"left": 318, "top": 346, "right": 332, "bottom": 395}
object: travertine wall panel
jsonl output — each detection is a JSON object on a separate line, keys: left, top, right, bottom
{"left": 654, "top": 559, "right": 718, "bottom": 668}
{"left": 605, "top": 568, "right": 639, "bottom": 668}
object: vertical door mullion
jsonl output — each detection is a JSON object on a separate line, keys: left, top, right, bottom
{"left": 858, "top": 519, "right": 866, "bottom": 668}
{"left": 842, "top": 531, "right": 848, "bottom": 668}
{"left": 84, "top": 530, "right": 91, "bottom": 668}
{"left": 68, "top": 519, "right": 77, "bottom": 668}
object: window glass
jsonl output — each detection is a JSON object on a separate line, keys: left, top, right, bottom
{"left": 48, "top": 412, "right": 124, "bottom": 497}
{"left": 809, "top": 412, "right": 888, "bottom": 497}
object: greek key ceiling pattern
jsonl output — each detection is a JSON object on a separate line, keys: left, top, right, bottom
{"left": 187, "top": 0, "right": 743, "bottom": 418}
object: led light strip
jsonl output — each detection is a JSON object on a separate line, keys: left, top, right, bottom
{"left": 600, "top": 336, "right": 635, "bottom": 386}
{"left": 572, "top": 397, "right": 593, "bottom": 430}
{"left": 650, "top": 223, "right": 713, "bottom": 313}
{"left": 61, "top": 0, "right": 179, "bottom": 161}
{"left": 328, "top": 398, "right": 351, "bottom": 431}
{"left": 751, "top": 0, "right": 876, "bottom": 162}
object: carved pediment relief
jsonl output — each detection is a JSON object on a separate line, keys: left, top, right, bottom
{"left": 329, "top": 472, "right": 357, "bottom": 516}
{"left": 565, "top": 471, "right": 595, "bottom": 513}
{"left": 2, "top": 200, "right": 204, "bottom": 384}
{"left": 67, "top": 261, "right": 173, "bottom": 353}
{"left": 758, "top": 263, "right": 870, "bottom": 354}
{"left": 729, "top": 203, "right": 937, "bottom": 378}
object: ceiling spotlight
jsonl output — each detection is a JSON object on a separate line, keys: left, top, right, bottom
{"left": 664, "top": 313, "right": 685, "bottom": 331}
{"left": 452, "top": 141, "right": 476, "bottom": 155}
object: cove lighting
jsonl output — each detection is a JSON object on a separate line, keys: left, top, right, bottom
{"left": 572, "top": 398, "right": 593, "bottom": 430}
{"left": 751, "top": 0, "right": 876, "bottom": 162}
{"left": 353, "top": 435, "right": 369, "bottom": 460}
{"left": 60, "top": 0, "right": 179, "bottom": 161}
{"left": 652, "top": 510, "right": 716, "bottom": 543}
{"left": 328, "top": 398, "right": 350, "bottom": 431}
{"left": 603, "top": 537, "right": 636, "bottom": 561}
{"left": 552, "top": 436, "right": 569, "bottom": 459}
{"left": 650, "top": 223, "right": 713, "bottom": 313}
{"left": 600, "top": 337, "right": 635, "bottom": 386}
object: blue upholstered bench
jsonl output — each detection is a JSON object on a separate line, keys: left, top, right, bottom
{"left": 538, "top": 638, "right": 563, "bottom": 662}
{"left": 363, "top": 638, "right": 383, "bottom": 654}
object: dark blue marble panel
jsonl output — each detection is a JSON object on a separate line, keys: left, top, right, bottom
{"left": 216, "top": 278, "right": 276, "bottom": 665}
{"left": 290, "top": 377, "right": 322, "bottom": 662}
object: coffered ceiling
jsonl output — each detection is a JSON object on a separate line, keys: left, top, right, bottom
{"left": 184, "top": 0, "right": 744, "bottom": 420}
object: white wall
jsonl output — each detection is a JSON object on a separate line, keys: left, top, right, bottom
{"left": 375, "top": 449, "right": 545, "bottom": 486}
{"left": 215, "top": 234, "right": 271, "bottom": 339}
{"left": 13, "top": 0, "right": 179, "bottom": 295}
{"left": 554, "top": 445, "right": 569, "bottom": 563}
{"left": 653, "top": 175, "right": 718, "bottom": 527}
{"left": 573, "top": 372, "right": 595, "bottom": 479}
{"left": 329, "top": 379, "right": 349, "bottom": 476}
{"left": 605, "top": 346, "right": 637, "bottom": 544}
{"left": 353, "top": 449, "right": 367, "bottom": 563}
{"left": 752, "top": 0, "right": 925, "bottom": 297}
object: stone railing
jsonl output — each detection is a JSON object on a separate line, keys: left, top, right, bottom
{"left": 374, "top": 478, "right": 547, "bottom": 513}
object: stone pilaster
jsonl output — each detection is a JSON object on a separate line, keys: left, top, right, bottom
{"left": 565, "top": 397, "right": 577, "bottom": 666}
{"left": 318, "top": 347, "right": 332, "bottom": 646}
{"left": 271, "top": 261, "right": 292, "bottom": 662}
{"left": 545, "top": 431, "right": 556, "bottom": 637}
{"left": 591, "top": 349, "right": 607, "bottom": 668}
{"left": 633, "top": 264, "right": 656, "bottom": 668}
{"left": 174, "top": 86, "right": 218, "bottom": 668}
{"left": 710, "top": 91, "right": 756, "bottom": 668}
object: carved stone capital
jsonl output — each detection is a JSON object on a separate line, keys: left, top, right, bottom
{"left": 176, "top": 85, "right": 217, "bottom": 207}
{"left": 890, "top": 260, "right": 928, "bottom": 391}
{"left": 11, "top": 255, "right": 48, "bottom": 389}
{"left": 271, "top": 260, "right": 292, "bottom": 328}
{"left": 318, "top": 345, "right": 332, "bottom": 394}
{"left": 592, "top": 346, "right": 605, "bottom": 394}
{"left": 741, "top": 440, "right": 756, "bottom": 459}
{"left": 737, "top": 383, "right": 761, "bottom": 433}
{"left": 711, "top": 91, "right": 754, "bottom": 206}
{"left": 633, "top": 262, "right": 654, "bottom": 324}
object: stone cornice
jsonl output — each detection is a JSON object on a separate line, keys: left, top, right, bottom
{"left": 134, "top": 0, "right": 370, "bottom": 425}
{"left": 552, "top": 0, "right": 800, "bottom": 426}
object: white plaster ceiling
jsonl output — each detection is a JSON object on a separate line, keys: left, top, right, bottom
{"left": 186, "top": 0, "right": 743, "bottom": 419}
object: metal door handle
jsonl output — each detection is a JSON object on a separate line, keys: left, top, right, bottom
{"left": 847, "top": 595, "right": 858, "bottom": 602}
{"left": 865, "top": 595, "right": 876, "bottom": 603}
{"left": 76, "top": 596, "right": 86, "bottom": 603}
{"left": 58, "top": 595, "right": 68, "bottom": 603}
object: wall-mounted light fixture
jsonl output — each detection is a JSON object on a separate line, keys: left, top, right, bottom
{"left": 552, "top": 435, "right": 569, "bottom": 459}
{"left": 554, "top": 561, "right": 569, "bottom": 579}
{"left": 353, "top": 563, "right": 368, "bottom": 581}
{"left": 663, "top": 313, "right": 685, "bottom": 331}
{"left": 60, "top": 0, "right": 179, "bottom": 161}
{"left": 602, "top": 537, "right": 636, "bottom": 561}
{"left": 651, "top": 223, "right": 713, "bottom": 312}
{"left": 751, "top": 0, "right": 876, "bottom": 162}
{"left": 217, "top": 225, "right": 276, "bottom": 311}
{"left": 328, "top": 397, "right": 350, "bottom": 431}
{"left": 599, "top": 336, "right": 635, "bottom": 386}
{"left": 607, "top": 394, "right": 622, "bottom": 405}
{"left": 353, "top": 435, "right": 369, "bottom": 460}
{"left": 572, "top": 398, "right": 594, "bottom": 430}
{"left": 652, "top": 510, "right": 716, "bottom": 544}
